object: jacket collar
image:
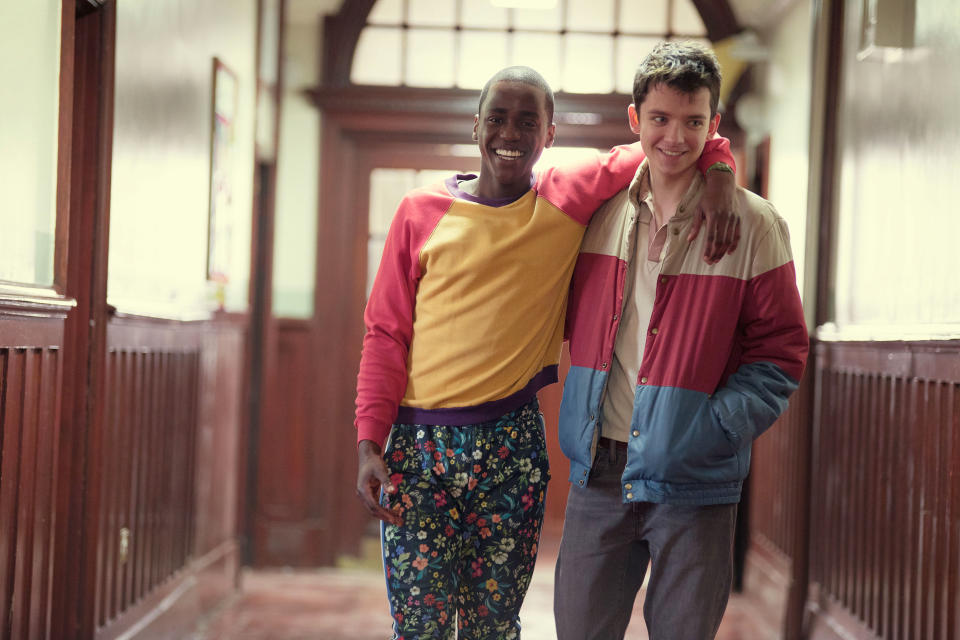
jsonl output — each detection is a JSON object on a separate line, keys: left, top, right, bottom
{"left": 627, "top": 159, "right": 704, "bottom": 224}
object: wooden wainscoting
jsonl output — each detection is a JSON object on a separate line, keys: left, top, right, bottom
{"left": 93, "top": 315, "right": 245, "bottom": 640}
{"left": 746, "top": 364, "right": 814, "bottom": 639}
{"left": 253, "top": 318, "right": 329, "bottom": 566}
{"left": 807, "top": 340, "right": 960, "bottom": 640}
{"left": 0, "top": 310, "right": 67, "bottom": 640}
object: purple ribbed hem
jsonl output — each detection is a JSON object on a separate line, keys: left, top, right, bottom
{"left": 444, "top": 173, "right": 536, "bottom": 206}
{"left": 395, "top": 365, "right": 558, "bottom": 427}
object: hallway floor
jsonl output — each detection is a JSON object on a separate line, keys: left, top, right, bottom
{"left": 195, "top": 533, "right": 777, "bottom": 639}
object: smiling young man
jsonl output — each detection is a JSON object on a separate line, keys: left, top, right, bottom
{"left": 553, "top": 42, "right": 809, "bottom": 640}
{"left": 353, "top": 65, "right": 739, "bottom": 640}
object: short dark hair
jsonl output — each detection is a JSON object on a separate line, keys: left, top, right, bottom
{"left": 632, "top": 41, "right": 722, "bottom": 117}
{"left": 478, "top": 66, "right": 555, "bottom": 122}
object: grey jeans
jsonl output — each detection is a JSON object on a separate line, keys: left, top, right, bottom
{"left": 554, "top": 439, "right": 737, "bottom": 640}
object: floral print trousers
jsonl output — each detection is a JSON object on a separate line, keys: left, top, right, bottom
{"left": 380, "top": 399, "right": 550, "bottom": 639}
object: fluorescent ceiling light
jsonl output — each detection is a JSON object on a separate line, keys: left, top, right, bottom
{"left": 490, "top": 0, "right": 558, "bottom": 9}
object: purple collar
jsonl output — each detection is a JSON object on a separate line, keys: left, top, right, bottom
{"left": 445, "top": 173, "right": 536, "bottom": 206}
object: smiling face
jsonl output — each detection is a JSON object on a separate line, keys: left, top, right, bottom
{"left": 472, "top": 80, "right": 555, "bottom": 200}
{"left": 628, "top": 82, "right": 720, "bottom": 187}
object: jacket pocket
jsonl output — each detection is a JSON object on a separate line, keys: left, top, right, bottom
{"left": 632, "top": 392, "right": 743, "bottom": 484}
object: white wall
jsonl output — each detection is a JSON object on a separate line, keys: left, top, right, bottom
{"left": 762, "top": 1, "right": 813, "bottom": 310}
{"left": 108, "top": 0, "right": 257, "bottom": 315}
{"left": 0, "top": 1, "right": 61, "bottom": 287}
{"left": 272, "top": 21, "right": 321, "bottom": 318}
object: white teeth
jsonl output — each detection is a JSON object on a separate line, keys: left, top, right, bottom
{"left": 660, "top": 149, "right": 684, "bottom": 157}
{"left": 496, "top": 149, "right": 524, "bottom": 158}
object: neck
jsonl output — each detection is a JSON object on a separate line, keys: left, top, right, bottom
{"left": 472, "top": 174, "right": 531, "bottom": 201}
{"left": 647, "top": 167, "right": 696, "bottom": 227}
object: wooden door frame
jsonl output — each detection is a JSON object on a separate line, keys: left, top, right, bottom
{"left": 242, "top": 0, "right": 285, "bottom": 566}
{"left": 51, "top": 1, "right": 116, "bottom": 637}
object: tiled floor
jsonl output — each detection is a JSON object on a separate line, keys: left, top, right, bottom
{"left": 196, "top": 533, "right": 776, "bottom": 640}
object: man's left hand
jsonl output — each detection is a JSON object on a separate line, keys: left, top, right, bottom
{"left": 689, "top": 166, "right": 740, "bottom": 264}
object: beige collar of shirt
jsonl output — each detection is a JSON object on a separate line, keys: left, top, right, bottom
{"left": 627, "top": 160, "right": 705, "bottom": 260}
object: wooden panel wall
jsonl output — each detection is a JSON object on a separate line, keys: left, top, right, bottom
{"left": 746, "top": 364, "right": 814, "bottom": 637}
{"left": 94, "top": 322, "right": 201, "bottom": 631}
{"left": 92, "top": 316, "right": 245, "bottom": 640}
{"left": 751, "top": 368, "right": 813, "bottom": 562}
{"left": 807, "top": 341, "right": 960, "bottom": 640}
{"left": 253, "top": 319, "right": 327, "bottom": 566}
{"left": 0, "top": 338, "right": 62, "bottom": 640}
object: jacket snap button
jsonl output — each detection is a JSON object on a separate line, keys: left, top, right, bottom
{"left": 601, "top": 362, "right": 608, "bottom": 369}
{"left": 640, "top": 377, "right": 647, "bottom": 384}
{"left": 632, "top": 430, "right": 640, "bottom": 437}
{"left": 624, "top": 483, "right": 632, "bottom": 490}
{"left": 626, "top": 492, "right": 634, "bottom": 499}
{"left": 579, "top": 480, "right": 584, "bottom": 486}
{"left": 651, "top": 327, "right": 658, "bottom": 335}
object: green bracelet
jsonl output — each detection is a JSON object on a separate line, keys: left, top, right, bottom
{"left": 706, "top": 162, "right": 734, "bottom": 174}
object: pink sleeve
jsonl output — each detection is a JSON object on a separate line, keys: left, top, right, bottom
{"left": 697, "top": 136, "right": 737, "bottom": 174}
{"left": 354, "top": 188, "right": 451, "bottom": 447}
{"left": 537, "top": 137, "right": 736, "bottom": 226}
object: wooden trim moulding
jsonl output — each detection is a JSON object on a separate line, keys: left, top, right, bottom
{"left": 309, "top": 85, "right": 637, "bottom": 149}
{"left": 805, "top": 583, "right": 884, "bottom": 640}
{"left": 0, "top": 292, "right": 76, "bottom": 319}
{"left": 93, "top": 539, "right": 239, "bottom": 640}
{"left": 815, "top": 339, "right": 960, "bottom": 382}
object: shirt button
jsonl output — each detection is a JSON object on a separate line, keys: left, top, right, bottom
{"left": 651, "top": 327, "right": 658, "bottom": 335}
{"left": 640, "top": 376, "right": 648, "bottom": 384}
{"left": 589, "top": 414, "right": 595, "bottom": 421}
{"left": 601, "top": 362, "right": 608, "bottom": 369}
{"left": 612, "top": 314, "right": 618, "bottom": 321}
{"left": 632, "top": 430, "right": 640, "bottom": 437}
{"left": 660, "top": 277, "right": 667, "bottom": 284}
{"left": 624, "top": 483, "right": 632, "bottom": 490}
{"left": 579, "top": 480, "right": 585, "bottom": 486}
{"left": 626, "top": 492, "right": 634, "bottom": 500}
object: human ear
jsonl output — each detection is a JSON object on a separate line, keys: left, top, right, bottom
{"left": 627, "top": 104, "right": 641, "bottom": 134}
{"left": 472, "top": 114, "right": 480, "bottom": 141}
{"left": 545, "top": 123, "right": 556, "bottom": 149}
{"left": 708, "top": 113, "right": 721, "bottom": 137}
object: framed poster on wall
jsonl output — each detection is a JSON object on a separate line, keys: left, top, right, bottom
{"left": 207, "top": 57, "right": 239, "bottom": 296}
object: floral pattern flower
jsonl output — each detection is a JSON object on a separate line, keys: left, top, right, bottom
{"left": 380, "top": 400, "right": 549, "bottom": 639}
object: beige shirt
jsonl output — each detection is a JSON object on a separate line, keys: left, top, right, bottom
{"left": 600, "top": 170, "right": 701, "bottom": 442}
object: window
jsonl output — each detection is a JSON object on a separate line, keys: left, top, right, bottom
{"left": 351, "top": 0, "right": 708, "bottom": 94}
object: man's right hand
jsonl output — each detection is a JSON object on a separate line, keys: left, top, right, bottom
{"left": 356, "top": 439, "right": 402, "bottom": 526}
